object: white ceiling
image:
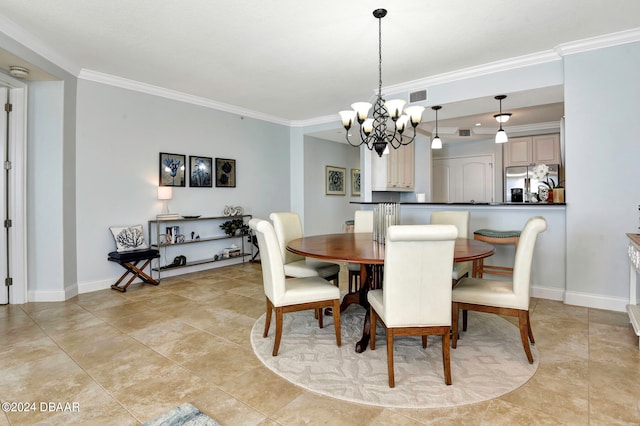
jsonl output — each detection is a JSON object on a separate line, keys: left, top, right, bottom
{"left": 0, "top": 1, "right": 639, "bottom": 133}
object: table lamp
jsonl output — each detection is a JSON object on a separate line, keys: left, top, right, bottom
{"left": 157, "top": 187, "right": 178, "bottom": 219}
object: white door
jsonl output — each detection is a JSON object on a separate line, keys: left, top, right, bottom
{"left": 0, "top": 81, "right": 27, "bottom": 305}
{"left": 0, "top": 87, "right": 6, "bottom": 305}
{"left": 432, "top": 155, "right": 495, "bottom": 203}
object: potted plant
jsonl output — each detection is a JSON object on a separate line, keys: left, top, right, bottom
{"left": 532, "top": 164, "right": 564, "bottom": 203}
{"left": 220, "top": 218, "right": 249, "bottom": 236}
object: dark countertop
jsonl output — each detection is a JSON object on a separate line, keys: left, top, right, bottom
{"left": 351, "top": 202, "right": 566, "bottom": 206}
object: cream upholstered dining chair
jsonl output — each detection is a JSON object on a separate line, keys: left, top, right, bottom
{"left": 249, "top": 218, "right": 341, "bottom": 356}
{"left": 451, "top": 216, "right": 547, "bottom": 364}
{"left": 368, "top": 224, "right": 458, "bottom": 387}
{"left": 430, "top": 211, "right": 470, "bottom": 285}
{"left": 347, "top": 210, "right": 374, "bottom": 292}
{"left": 269, "top": 212, "right": 340, "bottom": 286}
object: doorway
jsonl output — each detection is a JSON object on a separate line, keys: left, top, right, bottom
{"left": 432, "top": 155, "right": 495, "bottom": 203}
{"left": 0, "top": 78, "right": 28, "bottom": 305}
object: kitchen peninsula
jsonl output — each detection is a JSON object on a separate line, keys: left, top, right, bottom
{"left": 353, "top": 201, "right": 566, "bottom": 302}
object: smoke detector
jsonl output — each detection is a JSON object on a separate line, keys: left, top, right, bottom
{"left": 9, "top": 66, "right": 29, "bottom": 79}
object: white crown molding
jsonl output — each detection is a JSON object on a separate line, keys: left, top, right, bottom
{"left": 78, "top": 69, "right": 292, "bottom": 126}
{"left": 383, "top": 50, "right": 562, "bottom": 96}
{"left": 0, "top": 15, "right": 80, "bottom": 76}
{"left": 384, "top": 27, "right": 640, "bottom": 97}
{"left": 555, "top": 27, "right": 640, "bottom": 56}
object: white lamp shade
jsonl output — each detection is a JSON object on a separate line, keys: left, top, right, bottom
{"left": 362, "top": 118, "right": 374, "bottom": 135}
{"left": 395, "top": 114, "right": 409, "bottom": 132}
{"left": 431, "top": 136, "right": 442, "bottom": 149}
{"left": 495, "top": 129, "right": 508, "bottom": 143}
{"left": 351, "top": 102, "right": 372, "bottom": 122}
{"left": 404, "top": 105, "right": 425, "bottom": 124}
{"left": 339, "top": 110, "right": 356, "bottom": 128}
{"left": 157, "top": 186, "right": 173, "bottom": 200}
{"left": 384, "top": 99, "right": 406, "bottom": 119}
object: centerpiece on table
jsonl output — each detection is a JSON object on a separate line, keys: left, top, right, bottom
{"left": 532, "top": 163, "right": 564, "bottom": 203}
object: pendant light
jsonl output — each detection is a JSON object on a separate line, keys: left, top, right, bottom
{"left": 431, "top": 106, "right": 442, "bottom": 149}
{"left": 494, "top": 95, "right": 509, "bottom": 144}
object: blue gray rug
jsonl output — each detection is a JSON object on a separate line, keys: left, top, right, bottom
{"left": 143, "top": 403, "right": 220, "bottom": 426}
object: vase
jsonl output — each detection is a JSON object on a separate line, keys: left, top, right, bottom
{"left": 538, "top": 185, "right": 549, "bottom": 203}
{"left": 552, "top": 188, "right": 565, "bottom": 203}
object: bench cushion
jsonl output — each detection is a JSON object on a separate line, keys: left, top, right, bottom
{"left": 108, "top": 248, "right": 159, "bottom": 263}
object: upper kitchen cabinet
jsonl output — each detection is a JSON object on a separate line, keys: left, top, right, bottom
{"left": 371, "top": 143, "right": 415, "bottom": 191}
{"left": 504, "top": 133, "right": 561, "bottom": 167}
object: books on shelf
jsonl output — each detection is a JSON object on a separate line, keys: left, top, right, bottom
{"left": 156, "top": 213, "right": 180, "bottom": 220}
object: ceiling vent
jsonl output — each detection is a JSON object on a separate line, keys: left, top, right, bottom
{"left": 458, "top": 129, "right": 471, "bottom": 137}
{"left": 409, "top": 89, "right": 427, "bottom": 103}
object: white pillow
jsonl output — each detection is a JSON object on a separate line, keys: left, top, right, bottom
{"left": 109, "top": 225, "right": 149, "bottom": 252}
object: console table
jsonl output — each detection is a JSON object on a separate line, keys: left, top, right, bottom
{"left": 626, "top": 233, "right": 640, "bottom": 349}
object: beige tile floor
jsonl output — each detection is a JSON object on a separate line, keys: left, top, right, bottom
{"left": 1, "top": 262, "right": 639, "bottom": 425}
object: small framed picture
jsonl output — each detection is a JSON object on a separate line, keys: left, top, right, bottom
{"left": 189, "top": 156, "right": 213, "bottom": 187}
{"left": 159, "top": 152, "right": 186, "bottom": 187}
{"left": 215, "top": 158, "right": 236, "bottom": 188}
{"left": 325, "top": 165, "right": 346, "bottom": 196}
{"left": 351, "top": 168, "right": 361, "bottom": 196}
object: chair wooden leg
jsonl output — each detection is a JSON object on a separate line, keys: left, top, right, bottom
{"left": 451, "top": 302, "right": 459, "bottom": 349}
{"left": 332, "top": 299, "right": 341, "bottom": 347}
{"left": 387, "top": 330, "right": 395, "bottom": 388}
{"left": 462, "top": 310, "right": 468, "bottom": 332}
{"left": 263, "top": 297, "right": 273, "bottom": 338}
{"left": 422, "top": 335, "right": 428, "bottom": 348}
{"left": 369, "top": 307, "right": 377, "bottom": 350}
{"left": 526, "top": 310, "right": 535, "bottom": 344}
{"left": 518, "top": 310, "right": 534, "bottom": 363}
{"left": 272, "top": 307, "right": 284, "bottom": 356}
{"left": 442, "top": 331, "right": 452, "bottom": 385}
{"left": 318, "top": 308, "right": 324, "bottom": 329}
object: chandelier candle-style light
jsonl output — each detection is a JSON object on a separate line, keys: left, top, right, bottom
{"left": 339, "top": 9, "right": 425, "bottom": 157}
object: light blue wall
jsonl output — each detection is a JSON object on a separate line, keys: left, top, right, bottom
{"left": 303, "top": 135, "right": 360, "bottom": 235}
{"left": 27, "top": 82, "right": 64, "bottom": 296}
{"left": 564, "top": 42, "right": 640, "bottom": 305}
{"left": 75, "top": 80, "right": 291, "bottom": 290}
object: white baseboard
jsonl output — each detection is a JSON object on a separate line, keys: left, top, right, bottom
{"left": 532, "top": 285, "right": 565, "bottom": 301}
{"left": 76, "top": 257, "right": 247, "bottom": 294}
{"left": 28, "top": 289, "right": 67, "bottom": 302}
{"left": 564, "top": 290, "right": 628, "bottom": 312}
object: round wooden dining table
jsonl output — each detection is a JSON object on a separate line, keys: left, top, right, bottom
{"left": 287, "top": 232, "right": 495, "bottom": 352}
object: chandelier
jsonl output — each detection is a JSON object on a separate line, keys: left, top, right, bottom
{"left": 339, "top": 9, "right": 425, "bottom": 157}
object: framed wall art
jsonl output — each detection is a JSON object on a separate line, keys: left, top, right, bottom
{"left": 189, "top": 155, "right": 213, "bottom": 187}
{"left": 215, "top": 158, "right": 236, "bottom": 188}
{"left": 159, "top": 152, "right": 186, "bottom": 187}
{"left": 351, "top": 168, "right": 361, "bottom": 196}
{"left": 325, "top": 165, "right": 346, "bottom": 196}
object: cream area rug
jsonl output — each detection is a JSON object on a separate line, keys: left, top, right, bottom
{"left": 250, "top": 305, "right": 538, "bottom": 408}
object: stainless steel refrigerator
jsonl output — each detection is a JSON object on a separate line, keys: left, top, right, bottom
{"left": 505, "top": 164, "right": 560, "bottom": 202}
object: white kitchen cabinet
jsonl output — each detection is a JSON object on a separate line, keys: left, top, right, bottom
{"left": 371, "top": 143, "right": 414, "bottom": 191}
{"left": 504, "top": 133, "right": 561, "bottom": 167}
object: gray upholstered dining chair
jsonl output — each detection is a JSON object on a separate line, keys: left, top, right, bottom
{"left": 430, "top": 211, "right": 470, "bottom": 285}
{"left": 347, "top": 210, "right": 374, "bottom": 292}
{"left": 269, "top": 212, "right": 340, "bottom": 286}
{"left": 368, "top": 224, "right": 458, "bottom": 387}
{"left": 451, "top": 216, "right": 547, "bottom": 364}
{"left": 249, "top": 218, "right": 341, "bottom": 356}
